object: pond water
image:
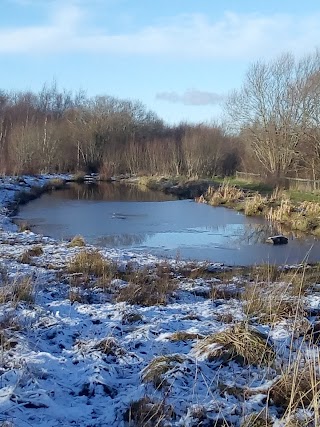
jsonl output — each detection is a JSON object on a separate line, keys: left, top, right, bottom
{"left": 14, "top": 182, "right": 320, "bottom": 265}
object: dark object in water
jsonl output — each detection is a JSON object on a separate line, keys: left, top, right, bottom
{"left": 266, "top": 235, "right": 288, "bottom": 245}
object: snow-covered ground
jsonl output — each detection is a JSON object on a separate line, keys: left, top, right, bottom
{"left": 0, "top": 176, "right": 319, "bottom": 426}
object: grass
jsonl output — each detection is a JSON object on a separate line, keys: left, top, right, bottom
{"left": 124, "top": 396, "right": 174, "bottom": 427}
{"left": 244, "top": 193, "right": 268, "bottom": 216}
{"left": 168, "top": 331, "right": 204, "bottom": 341}
{"left": 19, "top": 245, "right": 43, "bottom": 264}
{"left": 17, "top": 221, "right": 31, "bottom": 232}
{"left": 0, "top": 276, "right": 35, "bottom": 305}
{"left": 121, "top": 311, "right": 143, "bottom": 324}
{"left": 242, "top": 281, "right": 305, "bottom": 324}
{"left": 195, "top": 323, "right": 275, "bottom": 366}
{"left": 241, "top": 412, "right": 272, "bottom": 427}
{"left": 93, "top": 337, "right": 126, "bottom": 357}
{"left": 67, "top": 235, "right": 86, "bottom": 247}
{"left": 271, "top": 361, "right": 320, "bottom": 416}
{"left": 141, "top": 354, "right": 185, "bottom": 389}
{"left": 117, "top": 268, "right": 177, "bottom": 306}
{"left": 204, "top": 182, "right": 245, "bottom": 206}
{"left": 67, "top": 250, "right": 115, "bottom": 278}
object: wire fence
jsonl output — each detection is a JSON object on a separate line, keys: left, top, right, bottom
{"left": 235, "top": 171, "right": 320, "bottom": 191}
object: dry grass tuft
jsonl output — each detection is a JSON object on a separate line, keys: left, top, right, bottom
{"left": 0, "top": 276, "right": 35, "bottom": 305}
{"left": 68, "top": 235, "right": 86, "bottom": 247}
{"left": 195, "top": 323, "right": 275, "bottom": 366}
{"left": 244, "top": 193, "right": 268, "bottom": 216}
{"left": 141, "top": 354, "right": 185, "bottom": 388}
{"left": 243, "top": 279, "right": 305, "bottom": 323}
{"left": 124, "top": 396, "right": 174, "bottom": 427}
{"left": 93, "top": 337, "right": 126, "bottom": 357}
{"left": 204, "top": 182, "right": 244, "bottom": 206}
{"left": 241, "top": 412, "right": 272, "bottom": 427}
{"left": 270, "top": 363, "right": 320, "bottom": 413}
{"left": 19, "top": 245, "right": 43, "bottom": 263}
{"left": 67, "top": 250, "right": 115, "bottom": 278}
{"left": 117, "top": 269, "right": 176, "bottom": 306}
{"left": 168, "top": 331, "right": 204, "bottom": 341}
{"left": 121, "top": 311, "right": 143, "bottom": 324}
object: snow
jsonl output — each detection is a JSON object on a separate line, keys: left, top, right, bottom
{"left": 0, "top": 175, "right": 319, "bottom": 426}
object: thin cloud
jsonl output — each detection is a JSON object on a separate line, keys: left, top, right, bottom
{"left": 156, "top": 89, "right": 225, "bottom": 106}
{"left": 0, "top": 5, "right": 320, "bottom": 58}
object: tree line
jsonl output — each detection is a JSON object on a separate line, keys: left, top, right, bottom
{"left": 1, "top": 49, "right": 320, "bottom": 182}
{"left": 0, "top": 83, "right": 239, "bottom": 177}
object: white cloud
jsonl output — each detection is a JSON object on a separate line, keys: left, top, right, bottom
{"left": 0, "top": 5, "right": 319, "bottom": 58}
{"left": 156, "top": 89, "right": 225, "bottom": 106}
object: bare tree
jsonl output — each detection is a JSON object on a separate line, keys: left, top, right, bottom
{"left": 225, "top": 51, "right": 320, "bottom": 180}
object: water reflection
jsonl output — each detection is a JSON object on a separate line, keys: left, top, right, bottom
{"left": 57, "top": 182, "right": 177, "bottom": 202}
{"left": 96, "top": 233, "right": 148, "bottom": 247}
{"left": 15, "top": 183, "right": 320, "bottom": 265}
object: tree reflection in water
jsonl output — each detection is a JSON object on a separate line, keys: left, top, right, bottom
{"left": 96, "top": 233, "right": 150, "bottom": 247}
{"left": 58, "top": 182, "right": 177, "bottom": 202}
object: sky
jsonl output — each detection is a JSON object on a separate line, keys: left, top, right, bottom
{"left": 1, "top": 0, "right": 320, "bottom": 124}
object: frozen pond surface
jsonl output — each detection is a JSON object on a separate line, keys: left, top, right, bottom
{"left": 15, "top": 182, "right": 320, "bottom": 265}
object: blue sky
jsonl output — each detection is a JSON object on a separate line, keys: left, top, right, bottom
{"left": 1, "top": 0, "right": 320, "bottom": 124}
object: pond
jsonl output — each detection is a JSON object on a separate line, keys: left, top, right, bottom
{"left": 14, "top": 182, "right": 320, "bottom": 265}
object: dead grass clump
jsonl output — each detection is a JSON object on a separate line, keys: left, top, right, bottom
{"left": 0, "top": 265, "right": 8, "bottom": 284}
{"left": 18, "top": 251, "right": 32, "bottom": 264}
{"left": 27, "top": 245, "right": 43, "bottom": 256}
{"left": 270, "top": 363, "right": 320, "bottom": 413}
{"left": 248, "top": 264, "right": 281, "bottom": 283}
{"left": 67, "top": 250, "right": 114, "bottom": 277}
{"left": 94, "top": 337, "right": 126, "bottom": 357}
{"left": 46, "top": 177, "right": 65, "bottom": 190}
{"left": 68, "top": 235, "right": 86, "bottom": 247}
{"left": 122, "top": 311, "right": 143, "bottom": 324}
{"left": 18, "top": 221, "right": 31, "bottom": 232}
{"left": 19, "top": 246, "right": 43, "bottom": 263}
{"left": 117, "top": 270, "right": 177, "bottom": 306}
{"left": 204, "top": 182, "right": 244, "bottom": 206}
{"left": 169, "top": 331, "right": 204, "bottom": 342}
{"left": 123, "top": 396, "right": 174, "bottom": 427}
{"left": 12, "top": 277, "right": 35, "bottom": 304}
{"left": 241, "top": 412, "right": 272, "bottom": 427}
{"left": 243, "top": 282, "right": 305, "bottom": 323}
{"left": 69, "top": 288, "right": 89, "bottom": 304}
{"left": 72, "top": 171, "right": 86, "bottom": 182}
{"left": 0, "top": 277, "right": 35, "bottom": 305}
{"left": 210, "top": 284, "right": 241, "bottom": 300}
{"left": 266, "top": 198, "right": 293, "bottom": 222}
{"left": 195, "top": 323, "right": 275, "bottom": 366}
{"left": 244, "top": 193, "right": 269, "bottom": 216}
{"left": 141, "top": 354, "right": 185, "bottom": 388}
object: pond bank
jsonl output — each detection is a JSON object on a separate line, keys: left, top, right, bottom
{"left": 137, "top": 175, "right": 320, "bottom": 237}
{"left": 0, "top": 175, "right": 320, "bottom": 426}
